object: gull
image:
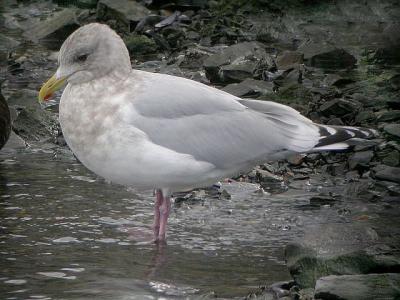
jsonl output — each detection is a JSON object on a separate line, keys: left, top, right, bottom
{"left": 39, "top": 23, "right": 376, "bottom": 242}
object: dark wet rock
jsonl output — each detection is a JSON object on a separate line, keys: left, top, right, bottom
{"left": 384, "top": 124, "right": 400, "bottom": 138}
{"left": 299, "top": 41, "right": 356, "bottom": 70}
{"left": 309, "top": 194, "right": 339, "bottom": 206}
{"left": 326, "top": 117, "right": 344, "bottom": 126}
{"left": 314, "top": 273, "right": 400, "bottom": 300}
{"left": 348, "top": 151, "right": 374, "bottom": 170}
{"left": 285, "top": 243, "right": 400, "bottom": 289}
{"left": 272, "top": 83, "right": 313, "bottom": 113}
{"left": 377, "top": 110, "right": 400, "bottom": 122}
{"left": 355, "top": 110, "right": 375, "bottom": 124}
{"left": 75, "top": 0, "right": 99, "bottom": 9}
{"left": 124, "top": 34, "right": 158, "bottom": 56}
{"left": 276, "top": 51, "right": 303, "bottom": 70}
{"left": 97, "top": 0, "right": 151, "bottom": 31}
{"left": 22, "top": 8, "right": 79, "bottom": 50}
{"left": 319, "top": 99, "right": 360, "bottom": 117}
{"left": 381, "top": 150, "right": 400, "bottom": 167}
{"left": 0, "top": 88, "right": 11, "bottom": 150}
{"left": 372, "top": 165, "right": 400, "bottom": 184}
{"left": 222, "top": 79, "right": 274, "bottom": 98}
{"left": 203, "top": 42, "right": 269, "bottom": 83}
{"left": 146, "top": 0, "right": 208, "bottom": 10}
{"left": 160, "top": 25, "right": 186, "bottom": 49}
{"left": 0, "top": 33, "right": 20, "bottom": 67}
{"left": 323, "top": 74, "right": 354, "bottom": 87}
{"left": 12, "top": 106, "right": 60, "bottom": 143}
{"left": 134, "top": 14, "right": 164, "bottom": 32}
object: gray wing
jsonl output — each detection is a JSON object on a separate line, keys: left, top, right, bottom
{"left": 128, "top": 71, "right": 320, "bottom": 169}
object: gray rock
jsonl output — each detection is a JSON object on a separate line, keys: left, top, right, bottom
{"left": 222, "top": 79, "right": 274, "bottom": 98}
{"left": 22, "top": 8, "right": 79, "bottom": 49}
{"left": 203, "top": 42, "right": 268, "bottom": 83}
{"left": 299, "top": 41, "right": 356, "bottom": 70}
{"left": 381, "top": 150, "right": 400, "bottom": 167}
{"left": 285, "top": 243, "right": 400, "bottom": 289}
{"left": 12, "top": 106, "right": 60, "bottom": 143}
{"left": 314, "top": 273, "right": 400, "bottom": 300}
{"left": 349, "top": 151, "right": 374, "bottom": 170}
{"left": 372, "top": 165, "right": 400, "bottom": 183}
{"left": 0, "top": 88, "right": 11, "bottom": 149}
{"left": 319, "top": 99, "right": 360, "bottom": 117}
{"left": 76, "top": 0, "right": 99, "bottom": 9}
{"left": 355, "top": 110, "right": 375, "bottom": 124}
{"left": 0, "top": 33, "right": 20, "bottom": 67}
{"left": 97, "top": 0, "right": 150, "bottom": 31}
{"left": 276, "top": 51, "right": 303, "bottom": 70}
{"left": 377, "top": 110, "right": 400, "bottom": 122}
{"left": 384, "top": 124, "right": 400, "bottom": 138}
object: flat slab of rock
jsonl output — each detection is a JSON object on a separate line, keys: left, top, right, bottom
{"left": 222, "top": 78, "right": 274, "bottom": 98}
{"left": 384, "top": 123, "right": 400, "bottom": 138}
{"left": 298, "top": 41, "right": 356, "bottom": 69}
{"left": 372, "top": 165, "right": 400, "bottom": 184}
{"left": 203, "top": 42, "right": 269, "bottom": 83}
{"left": 97, "top": 0, "right": 150, "bottom": 31}
{"left": 22, "top": 8, "right": 79, "bottom": 47}
{"left": 315, "top": 273, "right": 400, "bottom": 300}
{"left": 285, "top": 243, "right": 400, "bottom": 288}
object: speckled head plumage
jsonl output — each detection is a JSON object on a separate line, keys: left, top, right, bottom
{"left": 57, "top": 23, "right": 132, "bottom": 85}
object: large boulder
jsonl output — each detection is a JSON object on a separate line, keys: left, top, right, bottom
{"left": 315, "top": 273, "right": 400, "bottom": 300}
{"left": 0, "top": 88, "right": 11, "bottom": 149}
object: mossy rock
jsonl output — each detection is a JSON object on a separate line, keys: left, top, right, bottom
{"left": 124, "top": 34, "right": 158, "bottom": 56}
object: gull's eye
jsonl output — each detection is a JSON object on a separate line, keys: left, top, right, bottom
{"left": 76, "top": 54, "right": 88, "bottom": 63}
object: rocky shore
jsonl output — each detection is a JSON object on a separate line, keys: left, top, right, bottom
{"left": 1, "top": 0, "right": 400, "bottom": 299}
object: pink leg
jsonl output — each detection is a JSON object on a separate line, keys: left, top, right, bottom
{"left": 157, "top": 196, "right": 171, "bottom": 242}
{"left": 153, "top": 190, "right": 163, "bottom": 239}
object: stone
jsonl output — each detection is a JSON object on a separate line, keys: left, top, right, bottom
{"left": 372, "top": 165, "right": 400, "bottom": 184}
{"left": 0, "top": 33, "right": 20, "bottom": 67}
{"left": 124, "top": 34, "right": 158, "bottom": 56}
{"left": 382, "top": 150, "right": 400, "bottom": 167}
{"left": 22, "top": 8, "right": 79, "bottom": 50}
{"left": 203, "top": 42, "right": 268, "bottom": 83}
{"left": 76, "top": 0, "right": 99, "bottom": 8}
{"left": 355, "top": 110, "right": 375, "bottom": 124}
{"left": 377, "top": 110, "right": 400, "bottom": 122}
{"left": 384, "top": 124, "right": 400, "bottom": 138}
{"left": 314, "top": 273, "right": 400, "bottom": 300}
{"left": 97, "top": 0, "right": 151, "bottom": 31}
{"left": 319, "top": 99, "right": 360, "bottom": 117}
{"left": 0, "top": 88, "right": 11, "bottom": 149}
{"left": 348, "top": 151, "right": 374, "bottom": 170}
{"left": 299, "top": 41, "right": 356, "bottom": 70}
{"left": 222, "top": 79, "right": 274, "bottom": 98}
{"left": 285, "top": 243, "right": 400, "bottom": 289}
{"left": 323, "top": 74, "right": 354, "bottom": 87}
{"left": 276, "top": 51, "right": 303, "bottom": 70}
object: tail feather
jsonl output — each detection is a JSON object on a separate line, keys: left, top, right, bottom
{"left": 312, "top": 125, "right": 378, "bottom": 151}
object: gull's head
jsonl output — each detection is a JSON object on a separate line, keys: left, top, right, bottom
{"left": 39, "top": 23, "right": 131, "bottom": 101}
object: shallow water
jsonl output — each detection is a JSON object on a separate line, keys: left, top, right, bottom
{"left": 1, "top": 146, "right": 393, "bottom": 299}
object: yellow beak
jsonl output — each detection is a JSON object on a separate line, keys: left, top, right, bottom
{"left": 38, "top": 74, "right": 66, "bottom": 102}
